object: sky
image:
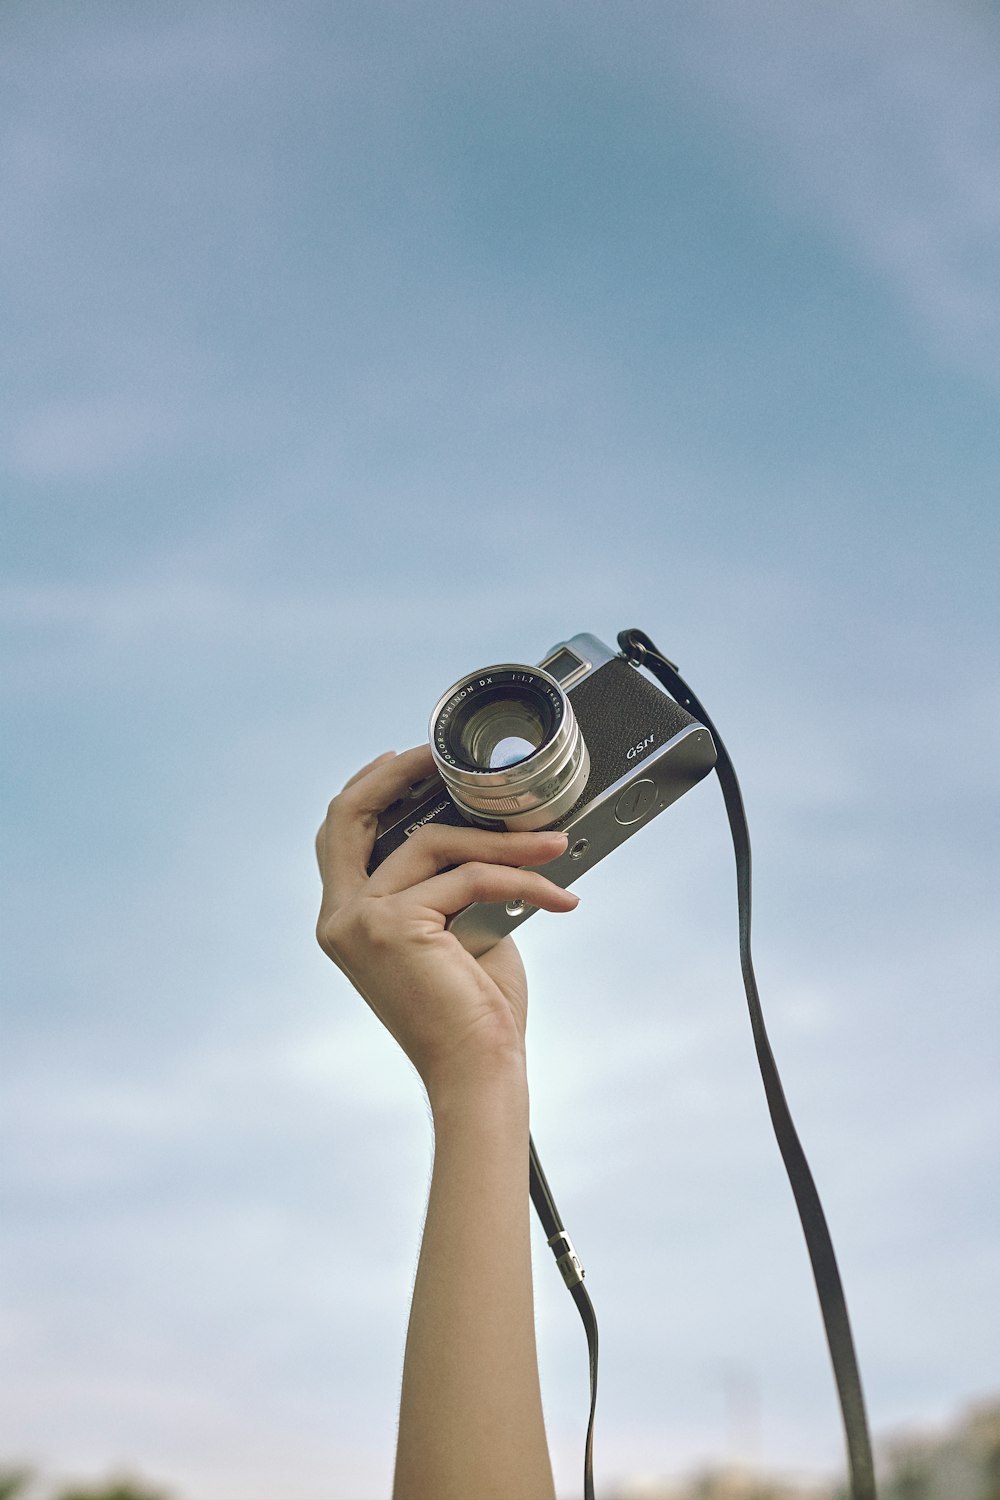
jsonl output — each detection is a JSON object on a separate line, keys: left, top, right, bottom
{"left": 2, "top": 2, "right": 998, "bottom": 1497}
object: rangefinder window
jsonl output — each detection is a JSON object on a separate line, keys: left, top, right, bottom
{"left": 540, "top": 646, "right": 589, "bottom": 689}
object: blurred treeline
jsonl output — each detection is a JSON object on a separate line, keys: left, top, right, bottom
{"left": 607, "top": 1397, "right": 1000, "bottom": 1500}
{"left": 0, "top": 1475, "right": 169, "bottom": 1500}
{"left": 3, "top": 1396, "right": 998, "bottom": 1500}
{"left": 610, "top": 1398, "right": 1000, "bottom": 1500}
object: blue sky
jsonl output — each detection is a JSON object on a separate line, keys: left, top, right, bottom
{"left": 2, "top": 3, "right": 998, "bottom": 1497}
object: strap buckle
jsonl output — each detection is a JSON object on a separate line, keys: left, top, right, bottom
{"left": 547, "top": 1230, "right": 586, "bottom": 1288}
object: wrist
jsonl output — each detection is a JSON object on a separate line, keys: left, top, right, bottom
{"left": 425, "top": 1047, "right": 530, "bottom": 1125}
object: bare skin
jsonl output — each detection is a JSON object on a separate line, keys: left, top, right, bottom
{"left": 316, "top": 745, "right": 578, "bottom": 1500}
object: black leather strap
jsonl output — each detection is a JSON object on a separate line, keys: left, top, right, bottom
{"left": 618, "top": 627, "right": 877, "bottom": 1500}
{"left": 530, "top": 1136, "right": 598, "bottom": 1500}
{"left": 530, "top": 631, "right": 876, "bottom": 1498}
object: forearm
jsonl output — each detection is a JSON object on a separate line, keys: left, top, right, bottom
{"left": 393, "top": 1059, "right": 555, "bottom": 1500}
{"left": 316, "top": 753, "right": 572, "bottom": 1497}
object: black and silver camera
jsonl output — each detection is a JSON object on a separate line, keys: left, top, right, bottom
{"left": 369, "top": 632, "right": 718, "bottom": 955}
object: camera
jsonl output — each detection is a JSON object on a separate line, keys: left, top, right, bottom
{"left": 369, "top": 632, "right": 717, "bottom": 955}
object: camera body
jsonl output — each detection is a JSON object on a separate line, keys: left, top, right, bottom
{"left": 369, "top": 632, "right": 717, "bottom": 955}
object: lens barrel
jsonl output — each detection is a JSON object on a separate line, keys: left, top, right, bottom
{"left": 430, "top": 663, "right": 590, "bottom": 830}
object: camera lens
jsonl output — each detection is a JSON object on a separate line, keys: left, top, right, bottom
{"left": 444, "top": 681, "right": 555, "bottom": 771}
{"left": 430, "top": 664, "right": 590, "bottom": 830}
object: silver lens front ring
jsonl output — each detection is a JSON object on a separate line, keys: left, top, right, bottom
{"left": 430, "top": 663, "right": 591, "bottom": 830}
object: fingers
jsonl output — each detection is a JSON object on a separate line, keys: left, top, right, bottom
{"left": 318, "top": 744, "right": 436, "bottom": 905}
{"left": 369, "top": 824, "right": 569, "bottom": 896}
{"left": 340, "top": 750, "right": 398, "bottom": 793}
{"left": 316, "top": 751, "right": 397, "bottom": 871}
{"left": 318, "top": 748, "right": 581, "bottom": 933}
{"left": 408, "top": 860, "right": 580, "bottom": 920}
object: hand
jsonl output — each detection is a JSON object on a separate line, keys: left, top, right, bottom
{"left": 315, "top": 745, "right": 579, "bottom": 1103}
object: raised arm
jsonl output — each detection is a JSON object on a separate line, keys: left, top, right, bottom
{"left": 315, "top": 745, "right": 579, "bottom": 1500}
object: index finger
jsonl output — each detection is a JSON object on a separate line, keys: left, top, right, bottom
{"left": 317, "top": 743, "right": 436, "bottom": 907}
{"left": 314, "top": 749, "right": 398, "bottom": 878}
{"left": 341, "top": 750, "right": 398, "bottom": 793}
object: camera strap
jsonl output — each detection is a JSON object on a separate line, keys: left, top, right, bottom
{"left": 529, "top": 1136, "right": 599, "bottom": 1500}
{"left": 528, "top": 628, "right": 877, "bottom": 1500}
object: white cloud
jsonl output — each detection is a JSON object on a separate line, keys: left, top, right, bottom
{"left": 9, "top": 396, "right": 184, "bottom": 481}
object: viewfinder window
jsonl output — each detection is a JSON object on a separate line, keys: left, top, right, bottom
{"left": 541, "top": 646, "right": 588, "bottom": 687}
